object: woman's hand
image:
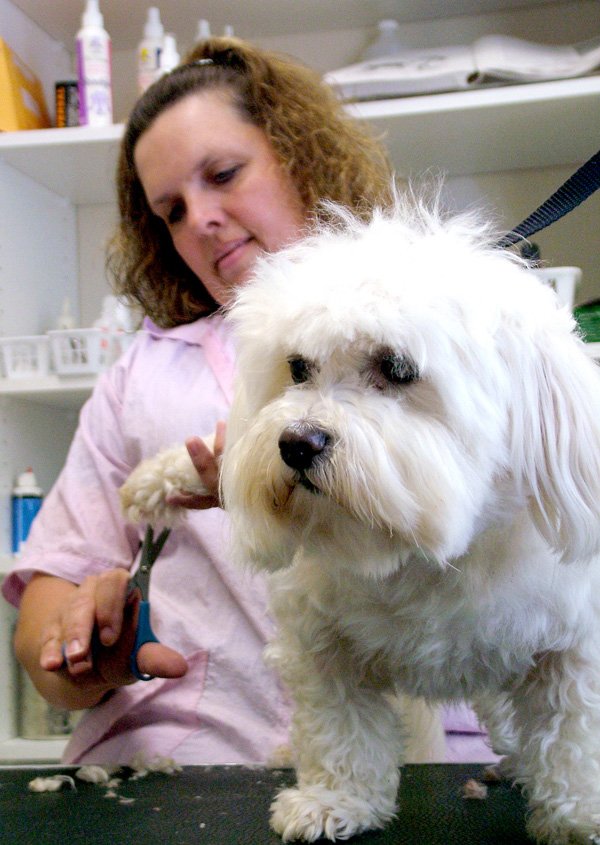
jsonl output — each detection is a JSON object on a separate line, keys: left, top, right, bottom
{"left": 166, "top": 420, "right": 226, "bottom": 510}
{"left": 15, "top": 572, "right": 188, "bottom": 711}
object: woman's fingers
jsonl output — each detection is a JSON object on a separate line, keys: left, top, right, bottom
{"left": 166, "top": 424, "right": 228, "bottom": 510}
{"left": 61, "top": 574, "right": 100, "bottom": 670}
{"left": 39, "top": 622, "right": 66, "bottom": 671}
{"left": 94, "top": 568, "right": 132, "bottom": 646}
{"left": 134, "top": 642, "right": 188, "bottom": 679}
{"left": 213, "top": 419, "right": 226, "bottom": 459}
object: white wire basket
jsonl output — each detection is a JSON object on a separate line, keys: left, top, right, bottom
{"left": 48, "top": 328, "right": 113, "bottom": 376}
{"left": 0, "top": 335, "right": 51, "bottom": 379}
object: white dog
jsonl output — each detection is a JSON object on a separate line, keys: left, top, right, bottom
{"left": 121, "top": 194, "right": 600, "bottom": 844}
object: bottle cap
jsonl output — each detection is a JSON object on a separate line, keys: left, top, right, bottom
{"left": 144, "top": 7, "right": 164, "bottom": 38}
{"left": 82, "top": 0, "right": 104, "bottom": 28}
{"left": 14, "top": 468, "right": 43, "bottom": 497}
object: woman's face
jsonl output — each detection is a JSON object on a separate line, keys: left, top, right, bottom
{"left": 134, "top": 89, "right": 306, "bottom": 306}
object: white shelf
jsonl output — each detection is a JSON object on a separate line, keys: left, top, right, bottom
{"left": 0, "top": 75, "right": 598, "bottom": 205}
{"left": 0, "top": 344, "right": 596, "bottom": 409}
{"left": 350, "top": 75, "right": 600, "bottom": 176}
{"left": 0, "top": 738, "right": 67, "bottom": 764}
{"left": 0, "top": 124, "right": 123, "bottom": 204}
{"left": 0, "top": 375, "right": 95, "bottom": 409}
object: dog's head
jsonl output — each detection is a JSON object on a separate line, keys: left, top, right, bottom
{"left": 221, "top": 195, "right": 600, "bottom": 576}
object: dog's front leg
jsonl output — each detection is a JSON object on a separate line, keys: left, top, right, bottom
{"left": 120, "top": 440, "right": 213, "bottom": 526}
{"left": 512, "top": 646, "right": 600, "bottom": 845}
{"left": 267, "top": 624, "right": 403, "bottom": 841}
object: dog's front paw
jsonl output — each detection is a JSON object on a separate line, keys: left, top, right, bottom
{"left": 270, "top": 785, "right": 394, "bottom": 842}
{"left": 120, "top": 445, "right": 207, "bottom": 526}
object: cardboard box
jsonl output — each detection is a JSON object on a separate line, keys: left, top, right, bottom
{"left": 0, "top": 38, "right": 50, "bottom": 131}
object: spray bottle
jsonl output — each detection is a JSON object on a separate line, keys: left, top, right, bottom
{"left": 11, "top": 468, "right": 43, "bottom": 555}
{"left": 160, "top": 34, "right": 180, "bottom": 76}
{"left": 76, "top": 0, "right": 113, "bottom": 126}
{"left": 196, "top": 19, "right": 211, "bottom": 43}
{"left": 137, "top": 7, "right": 164, "bottom": 94}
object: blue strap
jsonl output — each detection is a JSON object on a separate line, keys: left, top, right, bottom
{"left": 497, "top": 149, "right": 600, "bottom": 249}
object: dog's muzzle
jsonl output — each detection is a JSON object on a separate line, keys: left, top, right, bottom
{"left": 278, "top": 424, "right": 330, "bottom": 476}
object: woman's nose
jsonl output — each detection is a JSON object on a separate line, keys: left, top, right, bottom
{"left": 186, "top": 191, "right": 226, "bottom": 234}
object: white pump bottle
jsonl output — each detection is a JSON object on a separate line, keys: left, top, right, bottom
{"left": 137, "top": 7, "right": 165, "bottom": 94}
{"left": 76, "top": 0, "right": 113, "bottom": 126}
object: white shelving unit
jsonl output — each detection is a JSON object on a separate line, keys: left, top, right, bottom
{"left": 0, "top": 73, "right": 599, "bottom": 195}
{"left": 1, "top": 0, "right": 599, "bottom": 765}
{"left": 0, "top": 376, "right": 95, "bottom": 410}
{"left": 351, "top": 75, "right": 600, "bottom": 176}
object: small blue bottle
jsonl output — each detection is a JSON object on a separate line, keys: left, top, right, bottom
{"left": 11, "top": 468, "right": 43, "bottom": 554}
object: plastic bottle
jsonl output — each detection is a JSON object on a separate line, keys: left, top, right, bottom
{"left": 11, "top": 468, "right": 43, "bottom": 555}
{"left": 56, "top": 297, "right": 76, "bottom": 330}
{"left": 137, "top": 7, "right": 165, "bottom": 94}
{"left": 160, "top": 33, "right": 180, "bottom": 76}
{"left": 361, "top": 19, "right": 406, "bottom": 61}
{"left": 196, "top": 19, "right": 211, "bottom": 42}
{"left": 76, "top": 0, "right": 113, "bottom": 126}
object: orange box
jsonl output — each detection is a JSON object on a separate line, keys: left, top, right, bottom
{"left": 0, "top": 37, "right": 50, "bottom": 131}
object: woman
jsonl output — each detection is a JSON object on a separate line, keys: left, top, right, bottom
{"left": 2, "top": 37, "right": 402, "bottom": 765}
{"left": 3, "top": 37, "right": 487, "bottom": 766}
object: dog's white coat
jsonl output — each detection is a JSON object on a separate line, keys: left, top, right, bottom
{"left": 122, "top": 196, "right": 600, "bottom": 844}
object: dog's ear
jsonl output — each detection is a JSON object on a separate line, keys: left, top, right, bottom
{"left": 502, "top": 312, "right": 600, "bottom": 563}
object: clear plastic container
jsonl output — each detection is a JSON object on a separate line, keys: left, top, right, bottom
{"left": 361, "top": 19, "right": 406, "bottom": 61}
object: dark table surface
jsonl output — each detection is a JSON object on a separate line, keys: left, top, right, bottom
{"left": 0, "top": 763, "right": 533, "bottom": 844}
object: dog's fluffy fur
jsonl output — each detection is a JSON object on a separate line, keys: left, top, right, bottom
{"left": 121, "top": 194, "right": 600, "bottom": 844}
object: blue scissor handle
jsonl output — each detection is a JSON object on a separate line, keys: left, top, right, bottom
{"left": 130, "top": 600, "right": 160, "bottom": 681}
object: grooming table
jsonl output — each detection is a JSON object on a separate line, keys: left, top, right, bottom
{"left": 0, "top": 763, "right": 532, "bottom": 843}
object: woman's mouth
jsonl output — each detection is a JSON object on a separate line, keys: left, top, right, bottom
{"left": 215, "top": 238, "right": 253, "bottom": 273}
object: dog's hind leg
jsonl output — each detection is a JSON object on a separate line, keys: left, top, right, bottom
{"left": 472, "top": 691, "right": 520, "bottom": 776}
{"left": 511, "top": 646, "right": 600, "bottom": 845}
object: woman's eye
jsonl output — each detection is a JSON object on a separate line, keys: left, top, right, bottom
{"left": 212, "top": 166, "right": 239, "bottom": 185}
{"left": 288, "top": 357, "right": 312, "bottom": 384}
{"left": 166, "top": 202, "right": 184, "bottom": 225}
{"left": 378, "top": 353, "right": 419, "bottom": 386}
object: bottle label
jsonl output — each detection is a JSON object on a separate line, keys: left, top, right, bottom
{"left": 12, "top": 496, "right": 42, "bottom": 554}
{"left": 138, "top": 44, "right": 163, "bottom": 94}
{"left": 77, "top": 34, "right": 113, "bottom": 126}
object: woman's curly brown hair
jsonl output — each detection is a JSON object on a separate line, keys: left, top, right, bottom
{"left": 108, "top": 37, "right": 395, "bottom": 328}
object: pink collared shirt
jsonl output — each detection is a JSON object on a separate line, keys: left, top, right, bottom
{"left": 2, "top": 314, "right": 291, "bottom": 764}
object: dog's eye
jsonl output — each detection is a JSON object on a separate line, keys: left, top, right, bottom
{"left": 378, "top": 354, "right": 419, "bottom": 387}
{"left": 288, "top": 357, "right": 312, "bottom": 385}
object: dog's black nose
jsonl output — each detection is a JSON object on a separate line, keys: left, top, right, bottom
{"left": 278, "top": 425, "right": 329, "bottom": 470}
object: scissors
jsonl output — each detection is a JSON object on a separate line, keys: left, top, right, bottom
{"left": 129, "top": 524, "right": 171, "bottom": 681}
{"left": 60, "top": 525, "right": 170, "bottom": 680}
